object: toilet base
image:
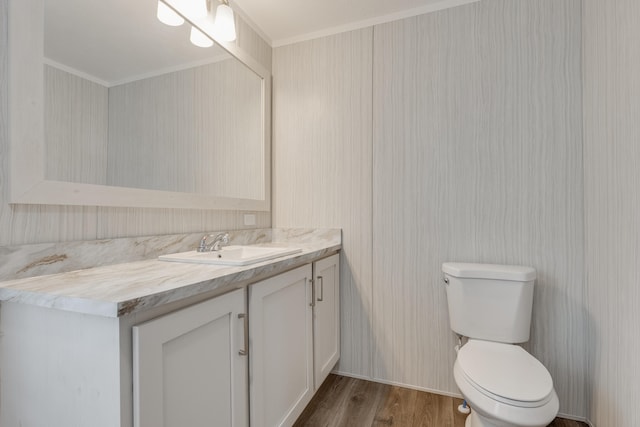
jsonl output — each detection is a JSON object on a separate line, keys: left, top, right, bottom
{"left": 465, "top": 409, "right": 514, "bottom": 427}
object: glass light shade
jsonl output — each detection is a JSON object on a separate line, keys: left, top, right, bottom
{"left": 190, "top": 25, "right": 214, "bottom": 48}
{"left": 157, "top": 1, "right": 185, "bottom": 26}
{"left": 213, "top": 3, "right": 236, "bottom": 42}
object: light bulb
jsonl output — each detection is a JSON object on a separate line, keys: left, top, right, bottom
{"left": 157, "top": 1, "right": 185, "bottom": 26}
{"left": 190, "top": 26, "right": 214, "bottom": 48}
{"left": 213, "top": 3, "right": 236, "bottom": 42}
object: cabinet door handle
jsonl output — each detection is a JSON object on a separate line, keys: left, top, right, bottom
{"left": 238, "top": 313, "right": 248, "bottom": 356}
{"left": 309, "top": 278, "right": 316, "bottom": 307}
{"left": 317, "top": 276, "right": 324, "bottom": 302}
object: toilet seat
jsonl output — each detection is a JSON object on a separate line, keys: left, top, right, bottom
{"left": 457, "top": 340, "right": 553, "bottom": 407}
{"left": 453, "top": 361, "right": 559, "bottom": 427}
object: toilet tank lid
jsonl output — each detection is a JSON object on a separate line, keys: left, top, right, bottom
{"left": 442, "top": 262, "right": 536, "bottom": 281}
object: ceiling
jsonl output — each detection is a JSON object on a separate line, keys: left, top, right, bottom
{"left": 231, "top": 0, "right": 478, "bottom": 46}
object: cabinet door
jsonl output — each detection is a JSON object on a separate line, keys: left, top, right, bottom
{"left": 133, "top": 289, "right": 248, "bottom": 427}
{"left": 249, "top": 264, "right": 314, "bottom": 427}
{"left": 313, "top": 254, "right": 340, "bottom": 389}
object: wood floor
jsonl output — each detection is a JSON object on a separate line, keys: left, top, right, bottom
{"left": 294, "top": 375, "right": 588, "bottom": 427}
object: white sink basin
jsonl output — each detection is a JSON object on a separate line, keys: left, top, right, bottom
{"left": 159, "top": 245, "right": 302, "bottom": 266}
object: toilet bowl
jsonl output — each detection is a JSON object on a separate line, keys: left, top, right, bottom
{"left": 441, "top": 263, "right": 560, "bottom": 427}
{"left": 454, "top": 339, "right": 559, "bottom": 427}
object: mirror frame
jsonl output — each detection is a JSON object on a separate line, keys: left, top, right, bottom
{"left": 8, "top": 0, "right": 271, "bottom": 211}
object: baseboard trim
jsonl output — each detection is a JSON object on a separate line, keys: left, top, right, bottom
{"left": 331, "top": 370, "right": 372, "bottom": 382}
{"left": 332, "top": 370, "right": 463, "bottom": 398}
{"left": 556, "top": 413, "right": 593, "bottom": 426}
{"left": 331, "top": 370, "right": 591, "bottom": 425}
{"left": 370, "top": 376, "right": 464, "bottom": 399}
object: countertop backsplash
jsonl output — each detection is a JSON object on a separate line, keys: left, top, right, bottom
{"left": 0, "top": 228, "right": 337, "bottom": 282}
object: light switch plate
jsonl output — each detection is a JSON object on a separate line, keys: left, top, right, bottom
{"left": 243, "top": 214, "right": 256, "bottom": 226}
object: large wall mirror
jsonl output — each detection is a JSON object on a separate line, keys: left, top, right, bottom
{"left": 9, "top": 0, "right": 271, "bottom": 210}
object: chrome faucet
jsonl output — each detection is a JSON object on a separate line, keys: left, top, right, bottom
{"left": 197, "top": 232, "right": 230, "bottom": 252}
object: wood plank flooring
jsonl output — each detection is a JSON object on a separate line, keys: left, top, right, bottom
{"left": 294, "top": 375, "right": 588, "bottom": 427}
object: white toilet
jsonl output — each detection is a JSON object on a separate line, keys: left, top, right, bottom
{"left": 442, "top": 262, "right": 559, "bottom": 427}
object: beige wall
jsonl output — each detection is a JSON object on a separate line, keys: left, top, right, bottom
{"left": 107, "top": 59, "right": 262, "bottom": 199}
{"left": 372, "top": 0, "right": 585, "bottom": 416}
{"left": 273, "top": 0, "right": 587, "bottom": 419}
{"left": 584, "top": 0, "right": 640, "bottom": 425}
{"left": 273, "top": 29, "right": 374, "bottom": 378}
{"left": 44, "top": 66, "right": 109, "bottom": 185}
{"left": 0, "top": 0, "right": 272, "bottom": 246}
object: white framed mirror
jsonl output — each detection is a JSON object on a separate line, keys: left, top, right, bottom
{"left": 8, "top": 0, "right": 271, "bottom": 210}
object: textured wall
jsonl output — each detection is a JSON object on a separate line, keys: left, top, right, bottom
{"left": 583, "top": 0, "right": 640, "bottom": 425}
{"left": 273, "top": 0, "right": 586, "bottom": 419}
{"left": 107, "top": 59, "right": 262, "bottom": 199}
{"left": 44, "top": 65, "right": 109, "bottom": 185}
{"left": 371, "top": 0, "right": 585, "bottom": 417}
{"left": 0, "top": 0, "right": 272, "bottom": 247}
{"left": 272, "top": 29, "right": 374, "bottom": 378}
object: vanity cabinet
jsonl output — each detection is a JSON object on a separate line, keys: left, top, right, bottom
{"left": 249, "top": 254, "right": 340, "bottom": 427}
{"left": 132, "top": 288, "right": 248, "bottom": 427}
{"left": 312, "top": 254, "right": 341, "bottom": 389}
{"left": 249, "top": 265, "right": 314, "bottom": 427}
{"left": 0, "top": 251, "right": 340, "bottom": 427}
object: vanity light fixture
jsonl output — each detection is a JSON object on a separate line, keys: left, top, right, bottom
{"left": 156, "top": 1, "right": 185, "bottom": 26}
{"left": 156, "top": 0, "right": 235, "bottom": 47}
{"left": 212, "top": 0, "right": 237, "bottom": 42}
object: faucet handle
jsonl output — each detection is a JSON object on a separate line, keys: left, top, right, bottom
{"left": 197, "top": 232, "right": 230, "bottom": 252}
{"left": 198, "top": 234, "right": 209, "bottom": 252}
{"left": 213, "top": 233, "right": 230, "bottom": 251}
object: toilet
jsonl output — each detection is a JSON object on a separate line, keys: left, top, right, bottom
{"left": 442, "top": 262, "right": 559, "bottom": 427}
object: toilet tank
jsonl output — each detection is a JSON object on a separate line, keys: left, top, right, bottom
{"left": 442, "top": 262, "right": 536, "bottom": 344}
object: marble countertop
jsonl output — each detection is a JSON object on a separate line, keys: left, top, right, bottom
{"left": 0, "top": 229, "right": 341, "bottom": 318}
